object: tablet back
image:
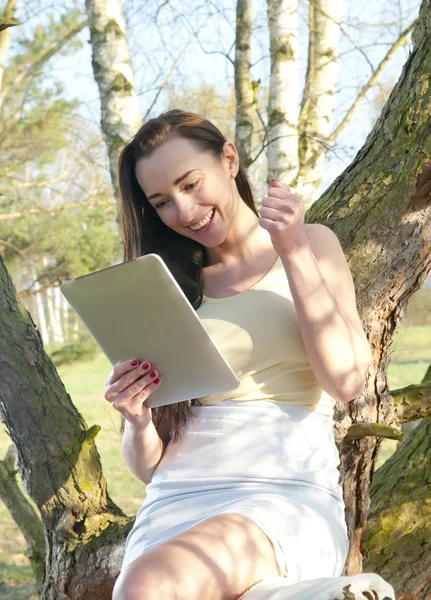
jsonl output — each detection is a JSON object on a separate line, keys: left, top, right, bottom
{"left": 60, "top": 253, "right": 240, "bottom": 408}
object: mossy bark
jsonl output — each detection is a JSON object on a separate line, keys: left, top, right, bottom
{"left": 0, "top": 253, "right": 132, "bottom": 599}
{"left": 304, "top": 0, "right": 431, "bottom": 583}
{"left": 0, "top": 0, "right": 431, "bottom": 597}
{"left": 85, "top": 0, "right": 141, "bottom": 219}
{"left": 362, "top": 416, "right": 431, "bottom": 599}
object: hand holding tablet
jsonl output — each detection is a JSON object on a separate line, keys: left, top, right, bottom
{"left": 60, "top": 253, "right": 240, "bottom": 409}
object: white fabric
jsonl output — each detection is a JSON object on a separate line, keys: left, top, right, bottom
{"left": 238, "top": 573, "right": 396, "bottom": 599}
{"left": 121, "top": 401, "right": 349, "bottom": 584}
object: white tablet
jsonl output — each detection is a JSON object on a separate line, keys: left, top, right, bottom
{"left": 60, "top": 253, "right": 240, "bottom": 408}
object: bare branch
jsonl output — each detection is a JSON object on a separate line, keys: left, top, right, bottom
{"left": 0, "top": 198, "right": 115, "bottom": 221}
{"left": 0, "top": 18, "right": 87, "bottom": 108}
{"left": 329, "top": 20, "right": 416, "bottom": 143}
{"left": 392, "top": 381, "right": 431, "bottom": 423}
{"left": 345, "top": 423, "right": 404, "bottom": 441}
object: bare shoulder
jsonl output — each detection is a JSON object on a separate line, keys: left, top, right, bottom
{"left": 303, "top": 223, "right": 343, "bottom": 260}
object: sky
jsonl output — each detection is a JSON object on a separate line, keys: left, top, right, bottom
{"left": 15, "top": 0, "right": 421, "bottom": 194}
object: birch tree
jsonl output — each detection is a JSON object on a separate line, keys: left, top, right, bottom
{"left": 85, "top": 0, "right": 141, "bottom": 217}
{"left": 0, "top": 0, "right": 430, "bottom": 597}
{"left": 266, "top": 0, "right": 299, "bottom": 185}
{"left": 234, "top": 0, "right": 261, "bottom": 168}
{"left": 264, "top": 0, "right": 414, "bottom": 206}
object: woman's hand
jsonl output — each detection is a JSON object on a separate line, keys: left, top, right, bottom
{"left": 258, "top": 179, "right": 308, "bottom": 256}
{"left": 104, "top": 359, "right": 161, "bottom": 430}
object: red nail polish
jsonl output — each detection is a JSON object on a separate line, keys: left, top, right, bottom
{"left": 154, "top": 377, "right": 160, "bottom": 384}
{"left": 142, "top": 362, "right": 150, "bottom": 370}
{"left": 131, "top": 359, "right": 138, "bottom": 366}
{"left": 150, "top": 370, "right": 157, "bottom": 378}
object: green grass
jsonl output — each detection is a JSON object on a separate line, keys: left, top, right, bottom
{"left": 0, "top": 324, "right": 430, "bottom": 596}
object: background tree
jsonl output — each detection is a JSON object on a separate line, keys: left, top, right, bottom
{"left": 0, "top": 0, "right": 430, "bottom": 597}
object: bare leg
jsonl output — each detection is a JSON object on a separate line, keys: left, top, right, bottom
{"left": 113, "top": 512, "right": 286, "bottom": 600}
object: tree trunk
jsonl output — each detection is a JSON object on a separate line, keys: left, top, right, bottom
{"left": 362, "top": 409, "right": 431, "bottom": 599}
{"left": 295, "top": 0, "right": 342, "bottom": 206}
{"left": 266, "top": 0, "right": 300, "bottom": 186}
{"left": 234, "top": 0, "right": 260, "bottom": 169}
{"left": 304, "top": 0, "right": 431, "bottom": 579}
{"left": 0, "top": 0, "right": 431, "bottom": 597}
{"left": 0, "top": 0, "right": 18, "bottom": 92}
{"left": 0, "top": 254, "right": 132, "bottom": 599}
{"left": 85, "top": 0, "right": 141, "bottom": 217}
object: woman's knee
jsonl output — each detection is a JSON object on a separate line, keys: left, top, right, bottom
{"left": 113, "top": 566, "right": 173, "bottom": 600}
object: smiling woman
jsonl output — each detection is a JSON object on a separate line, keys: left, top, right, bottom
{"left": 112, "top": 109, "right": 352, "bottom": 600}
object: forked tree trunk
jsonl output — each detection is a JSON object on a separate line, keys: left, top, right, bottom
{"left": 304, "top": 0, "right": 431, "bottom": 577}
{"left": 85, "top": 0, "right": 141, "bottom": 217}
{"left": 0, "top": 0, "right": 431, "bottom": 598}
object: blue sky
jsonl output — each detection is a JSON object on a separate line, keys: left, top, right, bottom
{"left": 15, "top": 0, "right": 421, "bottom": 193}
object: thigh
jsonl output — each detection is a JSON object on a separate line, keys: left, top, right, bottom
{"left": 113, "top": 512, "right": 283, "bottom": 600}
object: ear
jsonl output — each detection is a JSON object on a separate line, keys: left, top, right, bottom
{"left": 222, "top": 141, "right": 239, "bottom": 178}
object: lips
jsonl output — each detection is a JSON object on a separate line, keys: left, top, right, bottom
{"left": 188, "top": 208, "right": 215, "bottom": 230}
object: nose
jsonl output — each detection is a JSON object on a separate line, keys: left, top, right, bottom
{"left": 174, "top": 195, "right": 199, "bottom": 226}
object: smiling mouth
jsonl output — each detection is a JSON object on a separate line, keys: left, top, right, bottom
{"left": 188, "top": 208, "right": 215, "bottom": 231}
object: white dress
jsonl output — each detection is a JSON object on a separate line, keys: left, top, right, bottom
{"left": 121, "top": 399, "right": 349, "bottom": 585}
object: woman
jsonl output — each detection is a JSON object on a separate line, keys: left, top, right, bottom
{"left": 106, "top": 109, "right": 372, "bottom": 600}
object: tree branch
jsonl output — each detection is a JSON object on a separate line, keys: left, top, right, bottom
{"left": 0, "top": 18, "right": 87, "bottom": 107}
{"left": 392, "top": 381, "right": 431, "bottom": 423}
{"left": 329, "top": 20, "right": 416, "bottom": 143}
{"left": 346, "top": 423, "right": 404, "bottom": 441}
{"left": 0, "top": 198, "right": 115, "bottom": 221}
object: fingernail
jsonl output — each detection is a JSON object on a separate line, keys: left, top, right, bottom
{"left": 131, "top": 359, "right": 139, "bottom": 366}
{"left": 142, "top": 362, "right": 150, "bottom": 370}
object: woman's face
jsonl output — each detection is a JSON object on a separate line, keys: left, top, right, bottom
{"left": 135, "top": 137, "right": 242, "bottom": 246}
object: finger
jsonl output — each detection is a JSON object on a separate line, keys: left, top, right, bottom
{"left": 260, "top": 206, "right": 291, "bottom": 223}
{"left": 112, "top": 375, "right": 161, "bottom": 411}
{"left": 106, "top": 367, "right": 158, "bottom": 403}
{"left": 271, "top": 179, "right": 291, "bottom": 192}
{"left": 268, "top": 187, "right": 290, "bottom": 199}
{"left": 107, "top": 358, "right": 143, "bottom": 387}
{"left": 262, "top": 194, "right": 292, "bottom": 210}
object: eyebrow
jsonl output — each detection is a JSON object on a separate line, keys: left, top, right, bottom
{"left": 147, "top": 169, "right": 198, "bottom": 201}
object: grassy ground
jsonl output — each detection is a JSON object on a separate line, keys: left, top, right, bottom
{"left": 0, "top": 324, "right": 429, "bottom": 598}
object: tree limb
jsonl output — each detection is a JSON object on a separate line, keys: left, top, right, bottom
{"left": 0, "top": 198, "right": 115, "bottom": 221}
{"left": 0, "top": 18, "right": 87, "bottom": 107}
{"left": 329, "top": 20, "right": 416, "bottom": 143}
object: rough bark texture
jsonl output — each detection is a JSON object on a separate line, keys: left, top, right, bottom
{"left": 296, "top": 0, "right": 341, "bottom": 206}
{"left": 362, "top": 418, "right": 431, "bottom": 599}
{"left": 85, "top": 0, "right": 141, "bottom": 216}
{"left": 0, "top": 254, "right": 132, "bottom": 599}
{"left": 266, "top": 0, "right": 299, "bottom": 185}
{"left": 304, "top": 0, "right": 431, "bottom": 580}
{"left": 0, "top": 0, "right": 430, "bottom": 597}
{"left": 234, "top": 0, "right": 260, "bottom": 168}
{"left": 0, "top": 444, "right": 45, "bottom": 589}
{"left": 0, "top": 0, "right": 17, "bottom": 91}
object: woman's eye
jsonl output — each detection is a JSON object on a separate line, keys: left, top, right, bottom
{"left": 186, "top": 180, "right": 199, "bottom": 191}
{"left": 155, "top": 199, "right": 168, "bottom": 209}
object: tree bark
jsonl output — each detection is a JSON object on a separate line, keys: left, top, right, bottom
{"left": 295, "top": 0, "right": 342, "bottom": 205}
{"left": 234, "top": 0, "right": 260, "bottom": 168}
{"left": 85, "top": 0, "right": 141, "bottom": 218}
{"left": 304, "top": 0, "right": 431, "bottom": 578}
{"left": 362, "top": 414, "right": 431, "bottom": 598}
{"left": 0, "top": 254, "right": 132, "bottom": 599}
{"left": 0, "top": 0, "right": 17, "bottom": 92}
{"left": 0, "top": 0, "right": 431, "bottom": 597}
{"left": 266, "top": 0, "right": 300, "bottom": 186}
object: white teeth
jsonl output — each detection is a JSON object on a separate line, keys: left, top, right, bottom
{"left": 189, "top": 208, "right": 214, "bottom": 230}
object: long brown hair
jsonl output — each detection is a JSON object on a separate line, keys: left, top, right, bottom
{"left": 117, "top": 109, "right": 258, "bottom": 442}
